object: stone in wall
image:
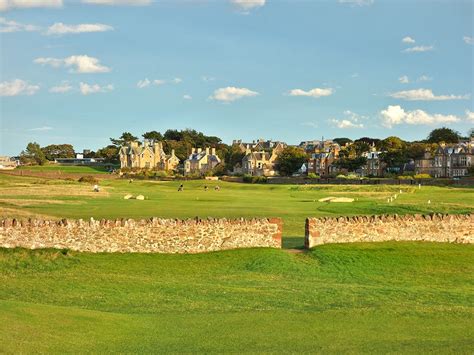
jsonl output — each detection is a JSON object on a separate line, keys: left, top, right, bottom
{"left": 305, "top": 213, "right": 474, "bottom": 248}
{"left": 0, "top": 217, "right": 282, "bottom": 254}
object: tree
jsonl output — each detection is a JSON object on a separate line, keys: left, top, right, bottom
{"left": 110, "top": 132, "right": 138, "bottom": 146}
{"left": 355, "top": 137, "right": 381, "bottom": 148}
{"left": 380, "top": 136, "right": 405, "bottom": 151}
{"left": 96, "top": 145, "right": 119, "bottom": 163}
{"left": 275, "top": 147, "right": 307, "bottom": 176}
{"left": 333, "top": 156, "right": 367, "bottom": 172}
{"left": 427, "top": 127, "right": 461, "bottom": 144}
{"left": 20, "top": 142, "right": 47, "bottom": 165}
{"left": 333, "top": 137, "right": 353, "bottom": 146}
{"left": 142, "top": 131, "right": 163, "bottom": 142}
{"left": 352, "top": 141, "right": 371, "bottom": 156}
{"left": 41, "top": 144, "right": 75, "bottom": 161}
{"left": 225, "top": 145, "right": 245, "bottom": 172}
{"left": 406, "top": 143, "right": 428, "bottom": 160}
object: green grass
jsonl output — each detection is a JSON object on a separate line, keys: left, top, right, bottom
{"left": 16, "top": 164, "right": 111, "bottom": 174}
{"left": 1, "top": 174, "right": 473, "bottom": 352}
{"left": 1, "top": 173, "right": 472, "bottom": 244}
{"left": 1, "top": 244, "right": 473, "bottom": 353}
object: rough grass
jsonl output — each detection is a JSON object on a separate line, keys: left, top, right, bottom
{"left": 16, "top": 165, "right": 111, "bottom": 174}
{"left": 0, "top": 244, "right": 473, "bottom": 353}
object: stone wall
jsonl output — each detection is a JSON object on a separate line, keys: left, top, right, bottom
{"left": 305, "top": 214, "right": 473, "bottom": 248}
{"left": 0, "top": 217, "right": 282, "bottom": 254}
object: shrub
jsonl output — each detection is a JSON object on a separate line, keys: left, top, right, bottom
{"left": 78, "top": 176, "right": 99, "bottom": 184}
{"left": 307, "top": 173, "right": 320, "bottom": 179}
{"left": 336, "top": 174, "right": 347, "bottom": 179}
{"left": 414, "top": 173, "right": 431, "bottom": 179}
{"left": 243, "top": 174, "right": 267, "bottom": 183}
{"left": 154, "top": 171, "right": 169, "bottom": 178}
{"left": 398, "top": 175, "right": 413, "bottom": 180}
{"left": 346, "top": 174, "right": 359, "bottom": 180}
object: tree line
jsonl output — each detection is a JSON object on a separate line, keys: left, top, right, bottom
{"left": 18, "top": 127, "right": 473, "bottom": 176}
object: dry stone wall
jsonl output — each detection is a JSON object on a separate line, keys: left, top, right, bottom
{"left": 0, "top": 217, "right": 282, "bottom": 254}
{"left": 305, "top": 213, "right": 473, "bottom": 248}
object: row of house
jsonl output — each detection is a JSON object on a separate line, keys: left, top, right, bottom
{"left": 118, "top": 138, "right": 473, "bottom": 178}
{"left": 414, "top": 142, "right": 473, "bottom": 178}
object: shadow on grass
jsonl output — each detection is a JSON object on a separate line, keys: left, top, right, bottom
{"left": 282, "top": 236, "right": 305, "bottom": 249}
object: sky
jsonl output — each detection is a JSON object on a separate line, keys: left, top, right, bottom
{"left": 0, "top": 0, "right": 473, "bottom": 155}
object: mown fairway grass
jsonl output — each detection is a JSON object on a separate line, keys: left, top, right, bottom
{"left": 1, "top": 244, "right": 473, "bottom": 353}
{"left": 0, "top": 173, "right": 473, "bottom": 352}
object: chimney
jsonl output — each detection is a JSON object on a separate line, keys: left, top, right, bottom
{"left": 171, "top": 149, "right": 176, "bottom": 156}
{"left": 205, "top": 147, "right": 210, "bottom": 155}
{"left": 211, "top": 147, "right": 216, "bottom": 155}
{"left": 197, "top": 148, "right": 202, "bottom": 153}
{"left": 191, "top": 148, "right": 195, "bottom": 154}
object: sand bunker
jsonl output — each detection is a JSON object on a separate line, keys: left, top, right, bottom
{"left": 318, "top": 197, "right": 354, "bottom": 203}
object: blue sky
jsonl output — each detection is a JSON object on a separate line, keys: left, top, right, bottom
{"left": 0, "top": 0, "right": 473, "bottom": 155}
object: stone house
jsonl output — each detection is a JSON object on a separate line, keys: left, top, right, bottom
{"left": 414, "top": 140, "right": 473, "bottom": 178}
{"left": 307, "top": 152, "right": 336, "bottom": 177}
{"left": 233, "top": 139, "right": 286, "bottom": 154}
{"left": 119, "top": 140, "right": 179, "bottom": 171}
{"left": 231, "top": 139, "right": 286, "bottom": 176}
{"left": 299, "top": 139, "right": 342, "bottom": 155}
{"left": 184, "top": 147, "right": 221, "bottom": 175}
{"left": 0, "top": 156, "right": 18, "bottom": 170}
{"left": 306, "top": 142, "right": 341, "bottom": 177}
{"left": 242, "top": 150, "right": 279, "bottom": 176}
{"left": 360, "top": 148, "right": 386, "bottom": 177}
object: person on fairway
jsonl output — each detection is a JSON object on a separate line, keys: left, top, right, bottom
{"left": 178, "top": 184, "right": 184, "bottom": 191}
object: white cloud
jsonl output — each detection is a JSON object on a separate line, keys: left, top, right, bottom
{"left": 137, "top": 78, "right": 150, "bottom": 88}
{"left": 29, "top": 126, "right": 53, "bottom": 131}
{"left": 209, "top": 86, "right": 259, "bottom": 102}
{"left": 463, "top": 36, "right": 473, "bottom": 45}
{"left": 79, "top": 82, "right": 114, "bottom": 95}
{"left": 0, "top": 0, "right": 63, "bottom": 11}
{"left": 0, "top": 79, "right": 39, "bottom": 96}
{"left": 0, "top": 17, "right": 39, "bottom": 32}
{"left": 34, "top": 55, "right": 111, "bottom": 73}
{"left": 288, "top": 87, "right": 333, "bottom": 98}
{"left": 399, "top": 75, "right": 432, "bottom": 84}
{"left": 403, "top": 45, "right": 434, "bottom": 53}
{"left": 389, "top": 88, "right": 469, "bottom": 101}
{"left": 351, "top": 73, "right": 359, "bottom": 78}
{"left": 331, "top": 119, "right": 364, "bottom": 129}
{"left": 153, "top": 79, "right": 166, "bottom": 86}
{"left": 381, "top": 105, "right": 460, "bottom": 128}
{"left": 466, "top": 110, "right": 474, "bottom": 123}
{"left": 231, "top": 0, "right": 265, "bottom": 12}
{"left": 338, "top": 0, "right": 374, "bottom": 6}
{"left": 402, "top": 36, "right": 415, "bottom": 44}
{"left": 417, "top": 75, "right": 432, "bottom": 82}
{"left": 81, "top": 0, "right": 151, "bottom": 5}
{"left": 202, "top": 76, "right": 215, "bottom": 82}
{"left": 183, "top": 94, "right": 192, "bottom": 100}
{"left": 137, "top": 78, "right": 181, "bottom": 89}
{"left": 46, "top": 22, "right": 113, "bottom": 35}
{"left": 330, "top": 110, "right": 365, "bottom": 128}
{"left": 398, "top": 75, "right": 409, "bottom": 84}
{"left": 49, "top": 81, "right": 72, "bottom": 93}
